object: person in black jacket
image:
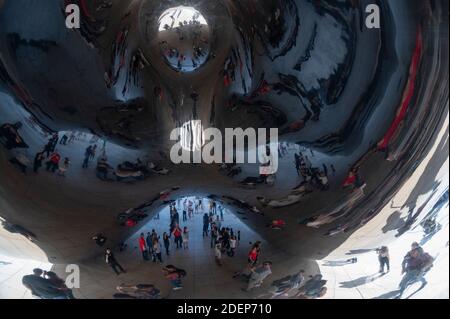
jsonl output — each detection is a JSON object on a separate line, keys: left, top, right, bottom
{"left": 33, "top": 151, "right": 45, "bottom": 173}
{"left": 202, "top": 213, "right": 209, "bottom": 237}
{"left": 163, "top": 232, "right": 171, "bottom": 256}
{"left": 105, "top": 249, "right": 126, "bottom": 275}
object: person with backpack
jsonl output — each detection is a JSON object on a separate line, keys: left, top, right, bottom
{"left": 398, "top": 246, "right": 434, "bottom": 297}
{"left": 401, "top": 242, "right": 420, "bottom": 272}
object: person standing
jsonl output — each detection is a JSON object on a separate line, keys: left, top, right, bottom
{"left": 151, "top": 229, "right": 159, "bottom": 241}
{"left": 229, "top": 235, "right": 237, "bottom": 257}
{"left": 89, "top": 145, "right": 97, "bottom": 160}
{"left": 219, "top": 205, "right": 224, "bottom": 221}
{"left": 138, "top": 233, "right": 149, "bottom": 261}
{"left": 294, "top": 153, "right": 301, "bottom": 175}
{"left": 163, "top": 232, "right": 171, "bottom": 256}
{"left": 59, "top": 134, "right": 68, "bottom": 145}
{"left": 146, "top": 232, "right": 154, "bottom": 261}
{"left": 210, "top": 224, "right": 218, "bottom": 248}
{"left": 376, "top": 246, "right": 390, "bottom": 273}
{"left": 153, "top": 239, "right": 163, "bottom": 263}
{"left": 49, "top": 133, "right": 59, "bottom": 152}
{"left": 33, "top": 151, "right": 45, "bottom": 173}
{"left": 182, "top": 210, "right": 187, "bottom": 222}
{"left": 105, "top": 249, "right": 126, "bottom": 275}
{"left": 43, "top": 141, "right": 53, "bottom": 158}
{"left": 202, "top": 213, "right": 209, "bottom": 237}
{"left": 173, "top": 209, "right": 180, "bottom": 225}
{"left": 82, "top": 146, "right": 92, "bottom": 168}
{"left": 322, "top": 164, "right": 328, "bottom": 176}
{"left": 182, "top": 226, "right": 189, "bottom": 249}
{"left": 248, "top": 242, "right": 261, "bottom": 266}
{"left": 68, "top": 132, "right": 76, "bottom": 144}
{"left": 46, "top": 151, "right": 61, "bottom": 173}
{"left": 172, "top": 225, "right": 183, "bottom": 249}
{"left": 215, "top": 242, "right": 222, "bottom": 266}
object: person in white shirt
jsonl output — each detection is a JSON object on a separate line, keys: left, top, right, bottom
{"left": 182, "top": 227, "right": 189, "bottom": 249}
{"left": 215, "top": 242, "right": 222, "bottom": 266}
{"left": 229, "top": 236, "right": 237, "bottom": 257}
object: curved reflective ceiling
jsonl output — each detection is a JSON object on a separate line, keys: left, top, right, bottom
{"left": 0, "top": 0, "right": 448, "bottom": 299}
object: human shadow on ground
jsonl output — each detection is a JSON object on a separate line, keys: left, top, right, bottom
{"left": 339, "top": 272, "right": 384, "bottom": 288}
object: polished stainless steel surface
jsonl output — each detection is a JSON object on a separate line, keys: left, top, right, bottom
{"left": 0, "top": 0, "right": 448, "bottom": 299}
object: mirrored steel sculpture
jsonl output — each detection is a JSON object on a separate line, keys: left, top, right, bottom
{"left": 0, "top": 0, "right": 448, "bottom": 299}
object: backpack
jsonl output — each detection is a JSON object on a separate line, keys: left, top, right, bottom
{"left": 421, "top": 253, "right": 434, "bottom": 271}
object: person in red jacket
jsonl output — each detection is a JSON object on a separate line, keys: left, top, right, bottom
{"left": 46, "top": 151, "right": 61, "bottom": 173}
{"left": 138, "top": 233, "right": 148, "bottom": 261}
{"left": 172, "top": 225, "right": 183, "bottom": 249}
{"left": 342, "top": 171, "right": 356, "bottom": 187}
{"left": 248, "top": 241, "right": 262, "bottom": 266}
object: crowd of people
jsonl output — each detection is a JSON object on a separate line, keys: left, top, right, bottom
{"left": 159, "top": 14, "right": 210, "bottom": 72}
{"left": 102, "top": 197, "right": 278, "bottom": 293}
{"left": 8, "top": 128, "right": 169, "bottom": 183}
{"left": 32, "top": 133, "right": 70, "bottom": 176}
{"left": 294, "top": 150, "right": 331, "bottom": 191}
{"left": 29, "top": 132, "right": 107, "bottom": 178}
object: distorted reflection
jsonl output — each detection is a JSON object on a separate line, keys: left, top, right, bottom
{"left": 0, "top": 0, "right": 448, "bottom": 300}
{"left": 158, "top": 6, "right": 210, "bottom": 72}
